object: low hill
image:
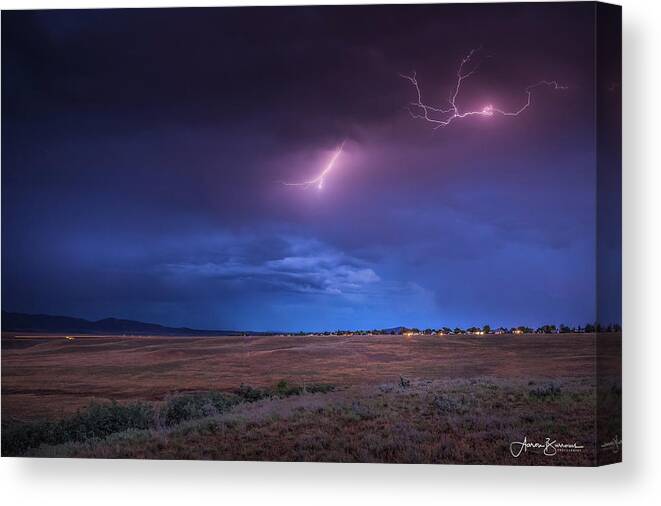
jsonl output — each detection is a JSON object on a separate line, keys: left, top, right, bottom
{"left": 1, "top": 311, "right": 243, "bottom": 336}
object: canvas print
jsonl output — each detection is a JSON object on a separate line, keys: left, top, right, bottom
{"left": 1, "top": 2, "right": 621, "bottom": 465}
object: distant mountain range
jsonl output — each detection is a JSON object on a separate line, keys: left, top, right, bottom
{"left": 1, "top": 311, "right": 413, "bottom": 337}
{"left": 1, "top": 311, "right": 246, "bottom": 336}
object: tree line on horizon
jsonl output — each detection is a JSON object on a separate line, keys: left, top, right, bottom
{"left": 274, "top": 322, "right": 622, "bottom": 337}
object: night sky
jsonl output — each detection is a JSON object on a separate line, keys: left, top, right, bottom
{"left": 1, "top": 3, "right": 621, "bottom": 331}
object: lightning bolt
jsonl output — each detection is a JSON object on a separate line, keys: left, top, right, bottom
{"left": 400, "top": 49, "right": 566, "bottom": 129}
{"left": 283, "top": 140, "right": 346, "bottom": 190}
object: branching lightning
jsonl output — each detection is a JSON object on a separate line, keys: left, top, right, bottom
{"left": 283, "top": 140, "right": 346, "bottom": 190}
{"left": 282, "top": 50, "right": 563, "bottom": 190}
{"left": 400, "top": 49, "right": 566, "bottom": 129}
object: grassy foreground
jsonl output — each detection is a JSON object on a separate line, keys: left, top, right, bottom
{"left": 3, "top": 377, "right": 618, "bottom": 465}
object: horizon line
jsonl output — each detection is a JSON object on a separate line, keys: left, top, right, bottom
{"left": 1, "top": 309, "right": 622, "bottom": 335}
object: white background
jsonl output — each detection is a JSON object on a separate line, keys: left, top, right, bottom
{"left": 0, "top": 0, "right": 659, "bottom": 504}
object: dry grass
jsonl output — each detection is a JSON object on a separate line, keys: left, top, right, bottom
{"left": 1, "top": 332, "right": 619, "bottom": 419}
{"left": 25, "top": 378, "right": 619, "bottom": 465}
{"left": 1, "top": 332, "right": 621, "bottom": 465}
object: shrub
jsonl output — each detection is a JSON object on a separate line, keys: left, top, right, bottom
{"left": 529, "top": 383, "right": 562, "bottom": 400}
{"left": 64, "top": 401, "right": 154, "bottom": 440}
{"left": 2, "top": 382, "right": 337, "bottom": 456}
{"left": 304, "top": 383, "right": 335, "bottom": 394}
{"left": 272, "top": 380, "right": 335, "bottom": 397}
{"left": 160, "top": 391, "right": 239, "bottom": 427}
{"left": 1, "top": 401, "right": 155, "bottom": 456}
{"left": 234, "top": 383, "right": 271, "bottom": 402}
{"left": 433, "top": 395, "right": 459, "bottom": 414}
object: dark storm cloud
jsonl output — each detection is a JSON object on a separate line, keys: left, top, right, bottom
{"left": 2, "top": 4, "right": 594, "bottom": 142}
{"left": 158, "top": 235, "right": 380, "bottom": 297}
{"left": 2, "top": 3, "right": 617, "bottom": 330}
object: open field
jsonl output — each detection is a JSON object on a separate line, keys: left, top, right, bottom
{"left": 1, "top": 332, "right": 621, "bottom": 464}
{"left": 2, "top": 332, "right": 618, "bottom": 419}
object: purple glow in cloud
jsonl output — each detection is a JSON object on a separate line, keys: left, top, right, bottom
{"left": 283, "top": 139, "right": 346, "bottom": 189}
{"left": 400, "top": 49, "right": 567, "bottom": 129}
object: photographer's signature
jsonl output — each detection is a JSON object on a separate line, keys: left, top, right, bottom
{"left": 601, "top": 435, "right": 622, "bottom": 454}
{"left": 510, "top": 436, "right": 584, "bottom": 458}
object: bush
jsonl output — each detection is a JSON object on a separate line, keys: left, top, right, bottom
{"left": 433, "top": 395, "right": 459, "bottom": 414}
{"left": 274, "top": 380, "right": 302, "bottom": 397}
{"left": 2, "top": 382, "right": 337, "bottom": 456}
{"left": 529, "top": 383, "right": 562, "bottom": 400}
{"left": 234, "top": 383, "right": 271, "bottom": 402}
{"left": 304, "top": 383, "right": 335, "bottom": 394}
{"left": 1, "top": 401, "right": 155, "bottom": 456}
{"left": 160, "top": 391, "right": 239, "bottom": 426}
{"left": 235, "top": 381, "right": 334, "bottom": 400}
{"left": 64, "top": 401, "right": 155, "bottom": 440}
